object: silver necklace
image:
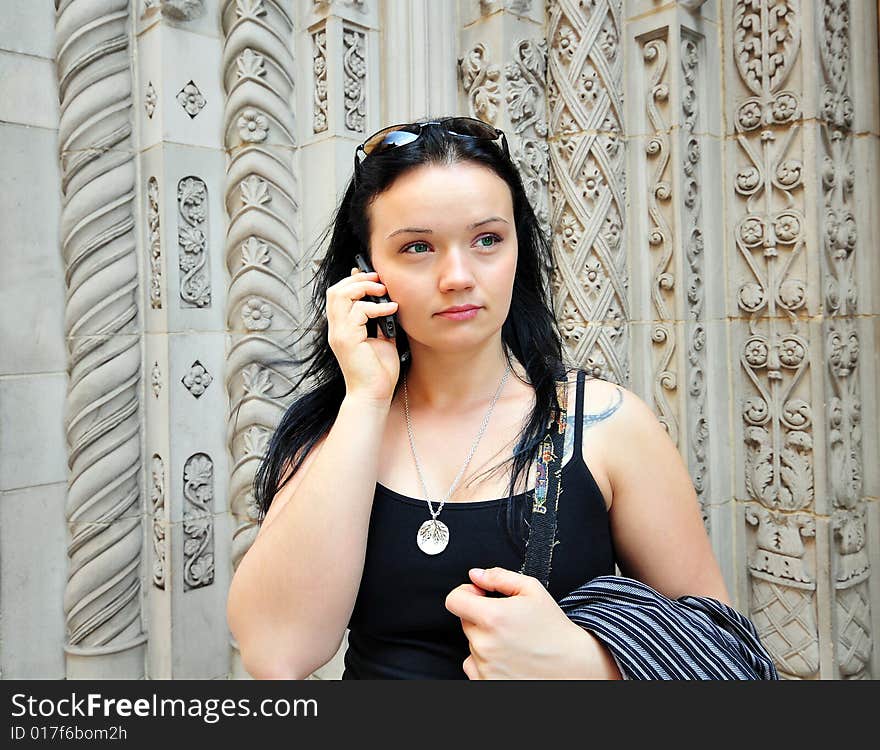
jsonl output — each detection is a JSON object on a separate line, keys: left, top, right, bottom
{"left": 404, "top": 362, "right": 512, "bottom": 555}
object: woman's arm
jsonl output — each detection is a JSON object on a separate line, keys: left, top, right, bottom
{"left": 226, "top": 395, "right": 391, "bottom": 679}
{"left": 588, "top": 381, "right": 731, "bottom": 604}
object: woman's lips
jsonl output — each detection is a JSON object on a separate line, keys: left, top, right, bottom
{"left": 435, "top": 306, "right": 481, "bottom": 321}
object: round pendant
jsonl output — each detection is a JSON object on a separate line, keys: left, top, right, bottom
{"left": 417, "top": 519, "right": 449, "bottom": 555}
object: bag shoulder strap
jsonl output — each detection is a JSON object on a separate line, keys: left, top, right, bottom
{"left": 519, "top": 374, "right": 569, "bottom": 589}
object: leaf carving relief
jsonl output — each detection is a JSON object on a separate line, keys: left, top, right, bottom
{"left": 460, "top": 43, "right": 501, "bottom": 125}
{"left": 313, "top": 29, "right": 328, "bottom": 133}
{"left": 177, "top": 176, "right": 211, "bottom": 308}
{"left": 505, "top": 39, "right": 549, "bottom": 236}
{"left": 343, "top": 26, "right": 366, "bottom": 133}
{"left": 148, "top": 177, "right": 162, "bottom": 309}
{"left": 183, "top": 453, "right": 215, "bottom": 591}
{"left": 733, "top": 0, "right": 801, "bottom": 131}
{"left": 151, "top": 455, "right": 166, "bottom": 589}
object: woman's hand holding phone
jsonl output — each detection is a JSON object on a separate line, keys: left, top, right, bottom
{"left": 325, "top": 266, "right": 400, "bottom": 404}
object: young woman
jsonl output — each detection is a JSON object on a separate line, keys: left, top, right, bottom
{"left": 226, "top": 117, "right": 734, "bottom": 680}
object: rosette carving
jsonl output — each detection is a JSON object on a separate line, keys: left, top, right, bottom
{"left": 55, "top": 0, "right": 145, "bottom": 672}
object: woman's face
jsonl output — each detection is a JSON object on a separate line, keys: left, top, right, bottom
{"left": 366, "top": 161, "right": 518, "bottom": 354}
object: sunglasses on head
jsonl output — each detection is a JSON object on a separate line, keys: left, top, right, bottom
{"left": 353, "top": 117, "right": 510, "bottom": 185}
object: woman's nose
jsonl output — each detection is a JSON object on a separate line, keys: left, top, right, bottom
{"left": 437, "top": 247, "right": 476, "bottom": 291}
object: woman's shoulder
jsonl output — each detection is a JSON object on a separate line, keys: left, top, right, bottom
{"left": 561, "top": 369, "right": 661, "bottom": 442}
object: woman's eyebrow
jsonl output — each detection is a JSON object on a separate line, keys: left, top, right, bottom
{"left": 385, "top": 216, "right": 508, "bottom": 240}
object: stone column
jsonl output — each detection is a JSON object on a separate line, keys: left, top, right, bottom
{"left": 622, "top": 1, "right": 734, "bottom": 583}
{"left": 220, "top": 0, "right": 301, "bottom": 679}
{"left": 815, "top": 0, "right": 877, "bottom": 680}
{"left": 295, "top": 0, "right": 380, "bottom": 294}
{"left": 546, "top": 0, "right": 627, "bottom": 382}
{"left": 725, "top": 0, "right": 876, "bottom": 679}
{"left": 55, "top": 0, "right": 145, "bottom": 678}
{"left": 138, "top": 0, "right": 230, "bottom": 678}
{"left": 382, "top": 0, "right": 458, "bottom": 122}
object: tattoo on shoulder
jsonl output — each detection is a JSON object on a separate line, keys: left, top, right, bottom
{"left": 582, "top": 387, "right": 624, "bottom": 428}
{"left": 561, "top": 386, "right": 624, "bottom": 459}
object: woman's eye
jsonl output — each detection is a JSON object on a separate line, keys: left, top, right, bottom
{"left": 476, "top": 234, "right": 501, "bottom": 248}
{"left": 401, "top": 234, "right": 501, "bottom": 255}
{"left": 403, "top": 241, "right": 431, "bottom": 254}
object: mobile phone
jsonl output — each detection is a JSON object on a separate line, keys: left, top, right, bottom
{"left": 354, "top": 253, "right": 397, "bottom": 339}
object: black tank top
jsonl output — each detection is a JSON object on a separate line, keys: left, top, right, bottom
{"left": 342, "top": 370, "right": 615, "bottom": 679}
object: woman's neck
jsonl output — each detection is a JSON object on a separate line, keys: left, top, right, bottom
{"left": 399, "top": 342, "right": 525, "bottom": 415}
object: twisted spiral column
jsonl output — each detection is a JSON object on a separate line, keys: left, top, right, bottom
{"left": 55, "top": 0, "right": 144, "bottom": 676}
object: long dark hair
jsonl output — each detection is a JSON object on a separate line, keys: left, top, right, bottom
{"left": 253, "top": 119, "right": 567, "bottom": 553}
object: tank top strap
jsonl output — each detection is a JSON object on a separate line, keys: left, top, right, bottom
{"left": 573, "top": 369, "right": 587, "bottom": 454}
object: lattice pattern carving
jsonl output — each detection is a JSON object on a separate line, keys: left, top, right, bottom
{"left": 546, "top": 0, "right": 627, "bottom": 383}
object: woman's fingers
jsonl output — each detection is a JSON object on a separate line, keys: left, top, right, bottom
{"left": 349, "top": 299, "right": 398, "bottom": 325}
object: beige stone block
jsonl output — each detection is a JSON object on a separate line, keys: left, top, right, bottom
{"left": 0, "top": 482, "right": 68, "bottom": 678}
{"left": 0, "top": 123, "right": 67, "bottom": 377}
{"left": 853, "top": 135, "right": 880, "bottom": 316}
{"left": 0, "top": 373, "right": 68, "bottom": 492}
{"left": 0, "top": 1, "right": 55, "bottom": 58}
{"left": 0, "top": 49, "right": 59, "bottom": 129}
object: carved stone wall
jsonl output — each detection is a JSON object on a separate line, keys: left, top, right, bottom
{"left": 1, "top": 0, "right": 878, "bottom": 681}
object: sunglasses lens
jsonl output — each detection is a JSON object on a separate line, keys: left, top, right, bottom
{"left": 363, "top": 125, "right": 421, "bottom": 155}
